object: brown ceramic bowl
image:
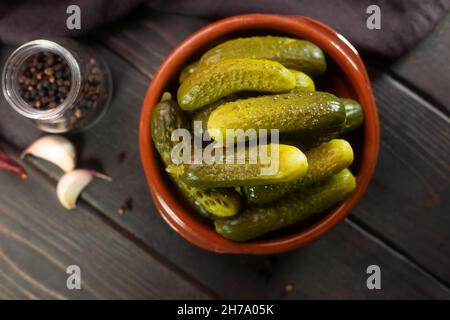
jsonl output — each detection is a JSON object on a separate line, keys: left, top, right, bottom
{"left": 139, "top": 14, "right": 379, "bottom": 254}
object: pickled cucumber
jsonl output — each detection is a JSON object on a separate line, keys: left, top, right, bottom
{"left": 341, "top": 98, "right": 364, "bottom": 132}
{"left": 166, "top": 144, "right": 308, "bottom": 188}
{"left": 192, "top": 94, "right": 246, "bottom": 136}
{"left": 244, "top": 139, "right": 354, "bottom": 204}
{"left": 179, "top": 61, "right": 199, "bottom": 83}
{"left": 279, "top": 98, "right": 364, "bottom": 149}
{"left": 191, "top": 72, "right": 315, "bottom": 137}
{"left": 199, "top": 36, "right": 326, "bottom": 77}
{"left": 177, "top": 59, "right": 296, "bottom": 111}
{"left": 192, "top": 102, "right": 219, "bottom": 136}
{"left": 290, "top": 69, "right": 315, "bottom": 91}
{"left": 215, "top": 169, "right": 356, "bottom": 241}
{"left": 207, "top": 90, "right": 346, "bottom": 144}
{"left": 151, "top": 98, "right": 188, "bottom": 165}
{"left": 151, "top": 96, "right": 240, "bottom": 217}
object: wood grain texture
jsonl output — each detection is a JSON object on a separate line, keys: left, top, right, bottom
{"left": 351, "top": 70, "right": 450, "bottom": 284}
{"left": 391, "top": 11, "right": 450, "bottom": 115}
{"left": 0, "top": 9, "right": 449, "bottom": 299}
{"left": 97, "top": 10, "right": 206, "bottom": 78}
{"left": 0, "top": 145, "right": 211, "bottom": 300}
{"left": 96, "top": 10, "right": 450, "bottom": 297}
{"left": 97, "top": 8, "right": 450, "bottom": 288}
{"left": 1, "top": 43, "right": 447, "bottom": 299}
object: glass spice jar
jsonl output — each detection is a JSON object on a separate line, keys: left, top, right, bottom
{"left": 2, "top": 39, "right": 113, "bottom": 133}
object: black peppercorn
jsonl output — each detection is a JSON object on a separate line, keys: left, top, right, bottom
{"left": 18, "top": 51, "right": 71, "bottom": 110}
{"left": 11, "top": 44, "right": 110, "bottom": 132}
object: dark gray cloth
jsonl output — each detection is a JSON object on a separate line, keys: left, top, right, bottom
{"left": 1, "top": 0, "right": 449, "bottom": 58}
{"left": 146, "top": 0, "right": 450, "bottom": 58}
{"left": 0, "top": 0, "right": 145, "bottom": 43}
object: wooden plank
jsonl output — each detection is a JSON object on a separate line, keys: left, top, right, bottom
{"left": 1, "top": 45, "right": 447, "bottom": 299}
{"left": 349, "top": 70, "right": 450, "bottom": 284}
{"left": 96, "top": 9, "right": 450, "bottom": 291}
{"left": 1, "top": 150, "right": 448, "bottom": 299}
{"left": 97, "top": 10, "right": 206, "bottom": 78}
{"left": 0, "top": 144, "right": 211, "bottom": 299}
{"left": 391, "top": 12, "right": 450, "bottom": 115}
{"left": 0, "top": 11, "right": 448, "bottom": 298}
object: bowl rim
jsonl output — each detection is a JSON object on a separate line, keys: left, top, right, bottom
{"left": 139, "top": 13, "right": 380, "bottom": 254}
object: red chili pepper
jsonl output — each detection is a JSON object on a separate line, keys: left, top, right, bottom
{"left": 0, "top": 148, "right": 27, "bottom": 179}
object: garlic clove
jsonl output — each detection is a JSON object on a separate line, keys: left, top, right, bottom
{"left": 57, "top": 169, "right": 112, "bottom": 210}
{"left": 22, "top": 135, "right": 76, "bottom": 173}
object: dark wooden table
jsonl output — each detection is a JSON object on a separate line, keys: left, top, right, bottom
{"left": 0, "top": 7, "right": 449, "bottom": 299}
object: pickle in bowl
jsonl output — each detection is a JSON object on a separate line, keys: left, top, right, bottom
{"left": 199, "top": 36, "right": 327, "bottom": 77}
{"left": 152, "top": 33, "right": 365, "bottom": 243}
{"left": 215, "top": 169, "right": 357, "bottom": 242}
{"left": 207, "top": 90, "right": 346, "bottom": 144}
{"left": 177, "top": 58, "right": 296, "bottom": 111}
{"left": 166, "top": 144, "right": 308, "bottom": 188}
{"left": 151, "top": 95, "right": 240, "bottom": 218}
{"left": 244, "top": 139, "right": 354, "bottom": 204}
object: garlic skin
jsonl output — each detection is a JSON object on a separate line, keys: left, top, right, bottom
{"left": 22, "top": 135, "right": 76, "bottom": 173}
{"left": 57, "top": 169, "right": 112, "bottom": 210}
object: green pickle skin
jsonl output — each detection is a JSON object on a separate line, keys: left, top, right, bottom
{"left": 151, "top": 98, "right": 240, "bottom": 218}
{"left": 192, "top": 102, "right": 219, "bottom": 135}
{"left": 215, "top": 169, "right": 356, "bottom": 242}
{"left": 290, "top": 69, "right": 315, "bottom": 91}
{"left": 244, "top": 139, "right": 354, "bottom": 204}
{"left": 177, "top": 58, "right": 296, "bottom": 111}
{"left": 191, "top": 93, "right": 247, "bottom": 136}
{"left": 199, "top": 36, "right": 327, "bottom": 77}
{"left": 279, "top": 98, "right": 364, "bottom": 150}
{"left": 208, "top": 90, "right": 346, "bottom": 144}
{"left": 340, "top": 98, "right": 364, "bottom": 132}
{"left": 178, "top": 61, "right": 199, "bottom": 83}
{"left": 191, "top": 72, "right": 316, "bottom": 136}
{"left": 155, "top": 36, "right": 364, "bottom": 241}
{"left": 167, "top": 144, "right": 308, "bottom": 188}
